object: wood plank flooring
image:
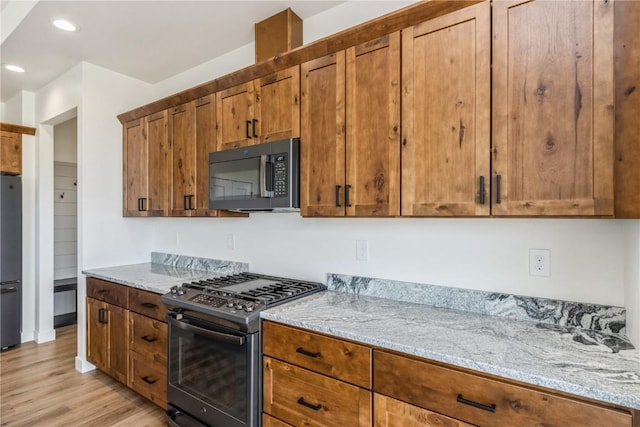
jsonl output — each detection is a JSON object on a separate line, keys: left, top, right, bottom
{"left": 0, "top": 325, "right": 165, "bottom": 426}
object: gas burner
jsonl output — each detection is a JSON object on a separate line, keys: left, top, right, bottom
{"left": 162, "top": 273, "right": 326, "bottom": 333}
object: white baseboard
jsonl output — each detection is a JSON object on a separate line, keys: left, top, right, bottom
{"left": 34, "top": 329, "right": 56, "bottom": 343}
{"left": 21, "top": 331, "right": 34, "bottom": 343}
{"left": 75, "top": 357, "right": 96, "bottom": 373}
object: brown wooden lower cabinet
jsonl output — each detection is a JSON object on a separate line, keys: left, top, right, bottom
{"left": 374, "top": 350, "right": 633, "bottom": 427}
{"left": 262, "top": 321, "right": 636, "bottom": 427}
{"left": 263, "top": 356, "right": 371, "bottom": 427}
{"left": 129, "top": 311, "right": 168, "bottom": 409}
{"left": 86, "top": 297, "right": 129, "bottom": 385}
{"left": 129, "top": 351, "right": 167, "bottom": 408}
{"left": 86, "top": 277, "right": 168, "bottom": 409}
{"left": 262, "top": 320, "right": 372, "bottom": 388}
{"left": 374, "top": 393, "right": 474, "bottom": 427}
{"left": 262, "top": 413, "right": 294, "bottom": 427}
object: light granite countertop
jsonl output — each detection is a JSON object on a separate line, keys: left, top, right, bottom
{"left": 82, "top": 252, "right": 248, "bottom": 294}
{"left": 83, "top": 256, "right": 640, "bottom": 411}
{"left": 261, "top": 289, "right": 640, "bottom": 411}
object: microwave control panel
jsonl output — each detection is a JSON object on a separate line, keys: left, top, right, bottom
{"left": 273, "top": 154, "right": 288, "bottom": 197}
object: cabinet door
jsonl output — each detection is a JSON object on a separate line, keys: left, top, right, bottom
{"left": 216, "top": 81, "right": 255, "bottom": 150}
{"left": 0, "top": 131, "right": 21, "bottom": 175}
{"left": 146, "top": 111, "right": 170, "bottom": 216}
{"left": 374, "top": 393, "right": 475, "bottom": 427}
{"left": 107, "top": 303, "right": 129, "bottom": 385}
{"left": 86, "top": 298, "right": 129, "bottom": 385}
{"left": 300, "top": 52, "right": 347, "bottom": 217}
{"left": 402, "top": 2, "right": 490, "bottom": 217}
{"left": 123, "top": 118, "right": 147, "bottom": 216}
{"left": 86, "top": 297, "right": 108, "bottom": 372}
{"left": 492, "top": 0, "right": 614, "bottom": 216}
{"left": 169, "top": 103, "right": 195, "bottom": 216}
{"left": 192, "top": 95, "right": 218, "bottom": 215}
{"left": 255, "top": 66, "right": 300, "bottom": 143}
{"left": 346, "top": 32, "right": 401, "bottom": 217}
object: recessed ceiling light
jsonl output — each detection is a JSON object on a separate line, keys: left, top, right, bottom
{"left": 53, "top": 19, "right": 77, "bottom": 32}
{"left": 5, "top": 64, "right": 25, "bottom": 73}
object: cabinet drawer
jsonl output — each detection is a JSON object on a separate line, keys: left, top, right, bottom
{"left": 374, "top": 393, "right": 474, "bottom": 427}
{"left": 129, "top": 312, "right": 167, "bottom": 364}
{"left": 129, "top": 352, "right": 167, "bottom": 409}
{"left": 86, "top": 277, "right": 129, "bottom": 307}
{"left": 263, "top": 357, "right": 371, "bottom": 427}
{"left": 262, "top": 414, "right": 293, "bottom": 427}
{"left": 374, "top": 350, "right": 632, "bottom": 427}
{"left": 263, "top": 321, "right": 371, "bottom": 388}
{"left": 129, "top": 287, "right": 167, "bottom": 321}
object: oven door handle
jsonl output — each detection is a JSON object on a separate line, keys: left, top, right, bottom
{"left": 169, "top": 316, "right": 246, "bottom": 346}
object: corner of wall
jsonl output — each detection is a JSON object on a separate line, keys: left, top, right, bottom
{"left": 624, "top": 221, "right": 640, "bottom": 347}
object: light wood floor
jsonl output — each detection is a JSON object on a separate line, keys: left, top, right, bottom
{"left": 0, "top": 325, "right": 165, "bottom": 427}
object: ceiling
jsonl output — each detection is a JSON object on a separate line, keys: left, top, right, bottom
{"left": 0, "top": 0, "right": 344, "bottom": 102}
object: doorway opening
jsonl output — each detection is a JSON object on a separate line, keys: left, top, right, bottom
{"left": 53, "top": 117, "right": 77, "bottom": 328}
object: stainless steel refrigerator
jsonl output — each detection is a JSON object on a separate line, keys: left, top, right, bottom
{"left": 1, "top": 174, "right": 22, "bottom": 350}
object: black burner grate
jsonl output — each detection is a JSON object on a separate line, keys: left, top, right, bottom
{"left": 180, "top": 273, "right": 325, "bottom": 306}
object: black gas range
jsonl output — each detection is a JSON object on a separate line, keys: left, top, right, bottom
{"left": 161, "top": 272, "right": 326, "bottom": 427}
{"left": 161, "top": 272, "right": 326, "bottom": 334}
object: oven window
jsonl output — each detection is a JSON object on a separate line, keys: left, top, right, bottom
{"left": 169, "top": 318, "right": 249, "bottom": 423}
{"left": 211, "top": 158, "right": 260, "bottom": 201}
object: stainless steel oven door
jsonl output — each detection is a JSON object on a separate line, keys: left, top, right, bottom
{"left": 167, "top": 311, "right": 261, "bottom": 427}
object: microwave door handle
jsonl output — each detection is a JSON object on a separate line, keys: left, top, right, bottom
{"left": 260, "top": 154, "right": 274, "bottom": 198}
{"left": 168, "top": 316, "right": 246, "bottom": 346}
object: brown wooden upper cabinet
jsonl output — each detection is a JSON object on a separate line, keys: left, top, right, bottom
{"left": 216, "top": 66, "right": 300, "bottom": 151}
{"left": 491, "top": 0, "right": 614, "bottom": 216}
{"left": 1, "top": 131, "right": 22, "bottom": 175}
{"left": 169, "top": 95, "right": 217, "bottom": 216}
{"left": 301, "top": 33, "right": 401, "bottom": 217}
{"left": 401, "top": 2, "right": 491, "bottom": 217}
{"left": 1, "top": 123, "right": 36, "bottom": 175}
{"left": 123, "top": 111, "right": 170, "bottom": 216}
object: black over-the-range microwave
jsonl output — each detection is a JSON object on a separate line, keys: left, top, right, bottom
{"left": 209, "top": 138, "right": 300, "bottom": 212}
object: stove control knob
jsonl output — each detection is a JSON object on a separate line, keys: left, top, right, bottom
{"left": 245, "top": 306, "right": 254, "bottom": 312}
{"left": 177, "top": 288, "right": 185, "bottom": 296}
{"left": 227, "top": 302, "right": 235, "bottom": 308}
{"left": 235, "top": 304, "right": 244, "bottom": 310}
{"left": 170, "top": 286, "right": 178, "bottom": 295}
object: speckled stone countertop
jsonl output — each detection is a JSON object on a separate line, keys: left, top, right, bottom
{"left": 261, "top": 275, "right": 640, "bottom": 411}
{"left": 82, "top": 252, "right": 248, "bottom": 294}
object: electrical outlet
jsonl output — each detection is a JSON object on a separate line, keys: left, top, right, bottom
{"left": 529, "top": 249, "right": 550, "bottom": 277}
{"left": 226, "top": 233, "right": 236, "bottom": 250}
{"left": 356, "top": 240, "right": 369, "bottom": 261}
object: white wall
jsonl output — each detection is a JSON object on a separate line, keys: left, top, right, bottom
{"left": 625, "top": 222, "right": 640, "bottom": 346}
{"left": 53, "top": 161, "right": 77, "bottom": 280}
{"left": 151, "top": 216, "right": 626, "bottom": 306}
{"left": 75, "top": 62, "right": 155, "bottom": 370}
{"left": 32, "top": 64, "right": 83, "bottom": 344}
{"left": 54, "top": 117, "right": 78, "bottom": 163}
